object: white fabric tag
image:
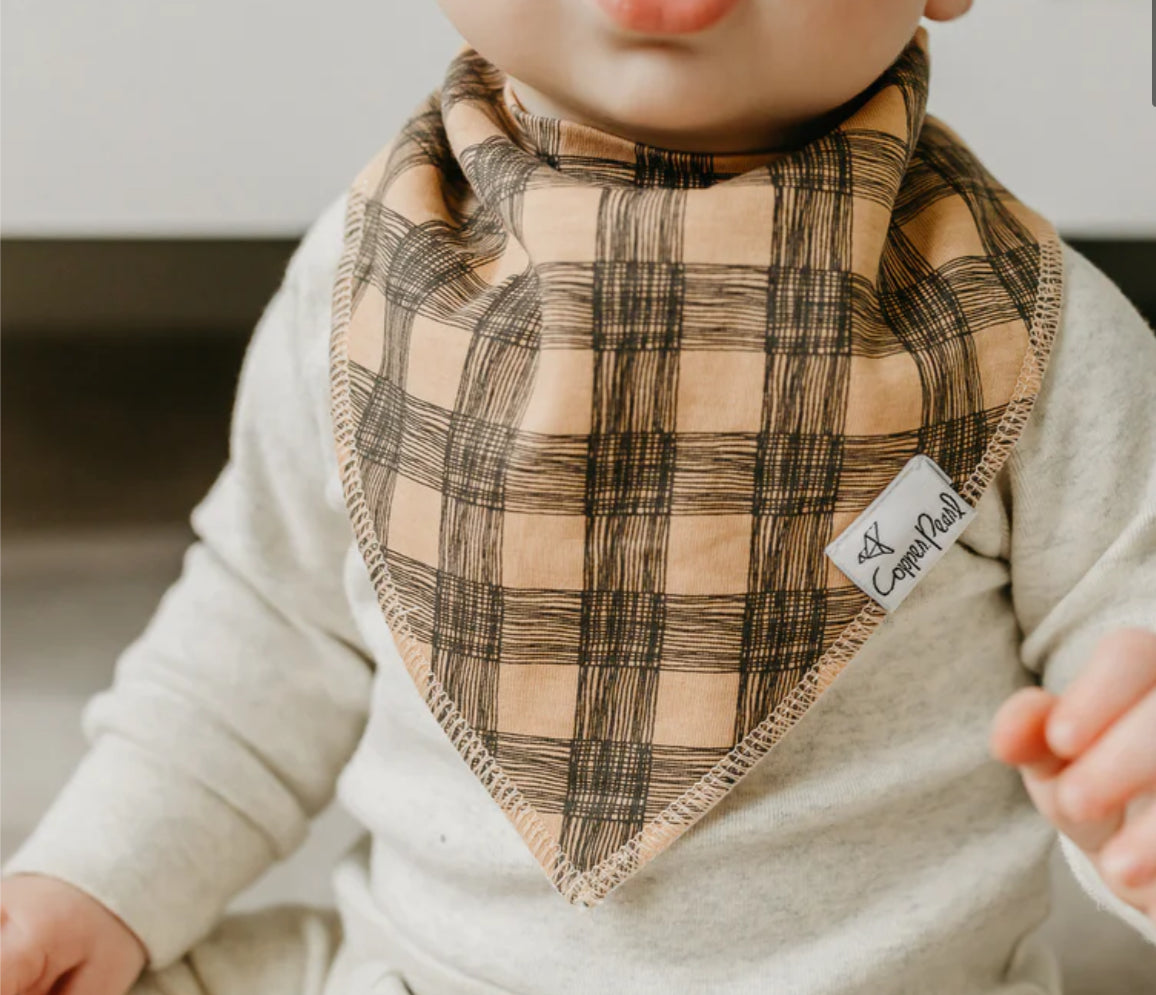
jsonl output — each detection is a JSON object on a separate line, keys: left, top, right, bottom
{"left": 824, "top": 454, "right": 976, "bottom": 612}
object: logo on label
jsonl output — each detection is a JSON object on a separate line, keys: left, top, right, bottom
{"left": 824, "top": 454, "right": 976, "bottom": 613}
{"left": 856, "top": 521, "right": 894, "bottom": 564}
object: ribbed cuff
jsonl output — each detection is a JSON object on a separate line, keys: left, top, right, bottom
{"left": 3, "top": 735, "right": 280, "bottom": 969}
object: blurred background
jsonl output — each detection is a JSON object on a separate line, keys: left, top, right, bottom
{"left": 2, "top": 1, "right": 1154, "bottom": 990}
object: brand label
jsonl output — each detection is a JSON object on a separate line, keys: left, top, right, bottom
{"left": 824, "top": 454, "right": 975, "bottom": 612}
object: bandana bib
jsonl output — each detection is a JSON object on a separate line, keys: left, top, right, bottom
{"left": 329, "top": 28, "right": 1062, "bottom": 906}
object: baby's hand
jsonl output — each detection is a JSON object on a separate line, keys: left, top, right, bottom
{"left": 990, "top": 627, "right": 1156, "bottom": 925}
{"left": 0, "top": 873, "right": 146, "bottom": 995}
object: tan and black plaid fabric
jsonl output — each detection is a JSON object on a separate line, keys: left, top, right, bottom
{"left": 329, "top": 28, "right": 1062, "bottom": 905}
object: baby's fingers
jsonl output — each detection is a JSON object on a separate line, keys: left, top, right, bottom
{"left": 0, "top": 912, "right": 52, "bottom": 995}
{"left": 1053, "top": 688, "right": 1156, "bottom": 824}
{"left": 990, "top": 686, "right": 1123, "bottom": 851}
{"left": 990, "top": 686, "right": 1063, "bottom": 775}
{"left": 1046, "top": 628, "right": 1156, "bottom": 758}
{"left": 1099, "top": 793, "right": 1156, "bottom": 892}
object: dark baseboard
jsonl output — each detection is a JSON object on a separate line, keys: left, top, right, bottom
{"left": 0, "top": 238, "right": 298, "bottom": 337}
{"left": 1, "top": 236, "right": 1154, "bottom": 337}
{"left": 1, "top": 332, "right": 248, "bottom": 531}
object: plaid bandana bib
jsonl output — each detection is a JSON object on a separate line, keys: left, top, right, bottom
{"left": 329, "top": 28, "right": 1062, "bottom": 906}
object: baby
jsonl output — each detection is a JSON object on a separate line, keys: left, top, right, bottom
{"left": 3, "top": 2, "right": 1155, "bottom": 994}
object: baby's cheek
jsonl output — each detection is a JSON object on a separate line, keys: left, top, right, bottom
{"left": 433, "top": 0, "right": 564, "bottom": 76}
{"left": 763, "top": 0, "right": 928, "bottom": 105}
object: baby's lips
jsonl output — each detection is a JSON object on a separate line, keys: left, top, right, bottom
{"left": 592, "top": 0, "right": 744, "bottom": 35}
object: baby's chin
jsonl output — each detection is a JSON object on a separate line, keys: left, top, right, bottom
{"left": 563, "top": 82, "right": 789, "bottom": 154}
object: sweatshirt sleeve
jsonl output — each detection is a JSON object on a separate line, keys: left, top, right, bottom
{"left": 1, "top": 192, "right": 375, "bottom": 969}
{"left": 1005, "top": 242, "right": 1156, "bottom": 943}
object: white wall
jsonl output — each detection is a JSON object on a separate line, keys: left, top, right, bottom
{"left": 924, "top": 1, "right": 1155, "bottom": 237}
{"left": 2, "top": 0, "right": 1153, "bottom": 237}
{"left": 0, "top": 1, "right": 463, "bottom": 236}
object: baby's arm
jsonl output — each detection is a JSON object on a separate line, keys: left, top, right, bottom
{"left": 988, "top": 243, "right": 1156, "bottom": 937}
{"left": 1, "top": 193, "right": 372, "bottom": 983}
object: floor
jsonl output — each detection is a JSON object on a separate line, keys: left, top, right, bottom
{"left": 2, "top": 331, "right": 1154, "bottom": 991}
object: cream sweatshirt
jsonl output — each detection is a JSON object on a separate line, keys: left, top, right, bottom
{"left": 6, "top": 191, "right": 1156, "bottom": 995}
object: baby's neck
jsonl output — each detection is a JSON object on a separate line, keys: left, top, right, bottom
{"left": 505, "top": 74, "right": 862, "bottom": 155}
